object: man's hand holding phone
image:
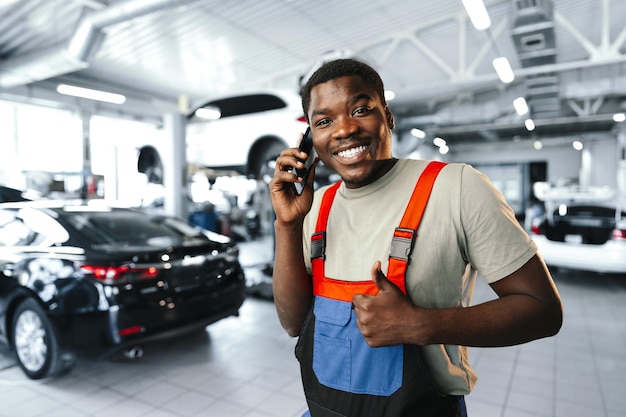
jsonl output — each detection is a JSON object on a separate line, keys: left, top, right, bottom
{"left": 269, "top": 127, "right": 317, "bottom": 225}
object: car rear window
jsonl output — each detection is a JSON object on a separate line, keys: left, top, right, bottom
{"left": 192, "top": 94, "right": 287, "bottom": 119}
{"left": 562, "top": 206, "right": 619, "bottom": 218}
{"left": 63, "top": 210, "right": 207, "bottom": 247}
{"left": 553, "top": 205, "right": 625, "bottom": 224}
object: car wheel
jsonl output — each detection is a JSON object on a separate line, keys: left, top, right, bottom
{"left": 251, "top": 141, "right": 284, "bottom": 181}
{"left": 12, "top": 298, "right": 66, "bottom": 379}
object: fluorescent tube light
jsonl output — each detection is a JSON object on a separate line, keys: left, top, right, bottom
{"left": 410, "top": 128, "right": 426, "bottom": 139}
{"left": 195, "top": 107, "right": 222, "bottom": 120}
{"left": 461, "top": 0, "right": 491, "bottom": 30}
{"left": 433, "top": 137, "right": 447, "bottom": 147}
{"left": 513, "top": 97, "right": 529, "bottom": 116}
{"left": 57, "top": 84, "right": 126, "bottom": 104}
{"left": 492, "top": 57, "right": 515, "bottom": 84}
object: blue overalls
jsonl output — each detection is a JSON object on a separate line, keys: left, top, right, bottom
{"left": 296, "top": 162, "right": 467, "bottom": 417}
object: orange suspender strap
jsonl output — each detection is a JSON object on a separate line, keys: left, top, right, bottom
{"left": 387, "top": 161, "right": 447, "bottom": 293}
{"left": 311, "top": 181, "right": 342, "bottom": 292}
{"left": 311, "top": 161, "right": 446, "bottom": 301}
{"left": 312, "top": 181, "right": 370, "bottom": 301}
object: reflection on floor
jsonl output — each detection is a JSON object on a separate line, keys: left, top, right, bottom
{"left": 468, "top": 269, "right": 626, "bottom": 417}
{"left": 0, "top": 237, "right": 624, "bottom": 417}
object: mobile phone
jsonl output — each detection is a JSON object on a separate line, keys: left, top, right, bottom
{"left": 292, "top": 127, "right": 316, "bottom": 195}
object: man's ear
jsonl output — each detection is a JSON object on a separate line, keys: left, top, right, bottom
{"left": 385, "top": 106, "right": 395, "bottom": 130}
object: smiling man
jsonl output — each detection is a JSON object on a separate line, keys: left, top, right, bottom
{"left": 269, "top": 58, "right": 563, "bottom": 417}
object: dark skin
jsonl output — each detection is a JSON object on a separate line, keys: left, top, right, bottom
{"left": 270, "top": 75, "right": 563, "bottom": 347}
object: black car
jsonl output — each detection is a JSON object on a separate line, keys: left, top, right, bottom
{"left": 0, "top": 201, "right": 246, "bottom": 379}
{"left": 531, "top": 201, "right": 626, "bottom": 274}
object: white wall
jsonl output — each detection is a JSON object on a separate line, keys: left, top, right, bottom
{"left": 90, "top": 115, "right": 165, "bottom": 206}
{"left": 445, "top": 134, "right": 618, "bottom": 189}
{"left": 583, "top": 137, "right": 622, "bottom": 188}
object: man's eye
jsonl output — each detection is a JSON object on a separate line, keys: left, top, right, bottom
{"left": 354, "top": 107, "right": 371, "bottom": 115}
{"left": 315, "top": 119, "right": 330, "bottom": 127}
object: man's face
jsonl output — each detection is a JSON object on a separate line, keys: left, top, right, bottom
{"left": 307, "top": 75, "right": 395, "bottom": 189}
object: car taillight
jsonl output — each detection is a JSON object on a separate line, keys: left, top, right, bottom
{"left": 612, "top": 228, "right": 626, "bottom": 240}
{"left": 81, "top": 265, "right": 160, "bottom": 284}
{"left": 297, "top": 115, "right": 307, "bottom": 123}
{"left": 119, "top": 325, "right": 144, "bottom": 337}
{"left": 531, "top": 224, "right": 542, "bottom": 235}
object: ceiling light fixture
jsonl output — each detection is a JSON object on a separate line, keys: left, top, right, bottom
{"left": 195, "top": 107, "right": 222, "bottom": 120}
{"left": 613, "top": 113, "right": 625, "bottom": 123}
{"left": 433, "top": 137, "right": 447, "bottom": 148}
{"left": 410, "top": 128, "right": 426, "bottom": 139}
{"left": 573, "top": 140, "right": 584, "bottom": 151}
{"left": 533, "top": 140, "right": 543, "bottom": 150}
{"left": 461, "top": 0, "right": 491, "bottom": 30}
{"left": 462, "top": 0, "right": 516, "bottom": 86}
{"left": 525, "top": 119, "right": 536, "bottom": 131}
{"left": 492, "top": 57, "right": 515, "bottom": 84}
{"left": 57, "top": 84, "right": 126, "bottom": 104}
{"left": 513, "top": 97, "right": 529, "bottom": 116}
{"left": 385, "top": 90, "right": 396, "bottom": 101}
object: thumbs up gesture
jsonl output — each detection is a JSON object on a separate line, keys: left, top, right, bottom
{"left": 352, "top": 261, "right": 426, "bottom": 347}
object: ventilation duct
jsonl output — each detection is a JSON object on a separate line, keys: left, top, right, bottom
{"left": 0, "top": 0, "right": 202, "bottom": 89}
{"left": 525, "top": 74, "right": 560, "bottom": 115}
{"left": 510, "top": 0, "right": 560, "bottom": 118}
{"left": 511, "top": 0, "right": 556, "bottom": 68}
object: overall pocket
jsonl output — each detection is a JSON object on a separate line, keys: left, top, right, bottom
{"left": 312, "top": 296, "right": 403, "bottom": 396}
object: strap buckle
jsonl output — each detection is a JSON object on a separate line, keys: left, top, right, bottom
{"left": 389, "top": 227, "right": 416, "bottom": 261}
{"left": 311, "top": 231, "right": 326, "bottom": 260}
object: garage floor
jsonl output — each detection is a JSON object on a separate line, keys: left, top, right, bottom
{"left": 0, "top": 236, "right": 625, "bottom": 417}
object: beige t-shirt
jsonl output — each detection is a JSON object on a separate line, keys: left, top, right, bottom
{"left": 302, "top": 159, "right": 538, "bottom": 395}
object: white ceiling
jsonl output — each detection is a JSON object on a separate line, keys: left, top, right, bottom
{"left": 0, "top": 0, "right": 625, "bottom": 145}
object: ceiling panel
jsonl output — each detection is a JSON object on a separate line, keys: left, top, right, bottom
{"left": 0, "top": 0, "right": 624, "bottom": 145}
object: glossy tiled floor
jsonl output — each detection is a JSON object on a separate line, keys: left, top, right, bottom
{"left": 0, "top": 236, "right": 625, "bottom": 417}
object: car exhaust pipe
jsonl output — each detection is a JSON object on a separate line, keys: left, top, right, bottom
{"left": 123, "top": 345, "right": 144, "bottom": 359}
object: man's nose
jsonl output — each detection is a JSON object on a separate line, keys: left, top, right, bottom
{"left": 332, "top": 116, "right": 358, "bottom": 139}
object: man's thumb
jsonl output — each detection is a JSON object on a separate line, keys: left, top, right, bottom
{"left": 371, "top": 261, "right": 390, "bottom": 291}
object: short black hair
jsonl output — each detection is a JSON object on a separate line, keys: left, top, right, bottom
{"left": 300, "top": 58, "right": 387, "bottom": 118}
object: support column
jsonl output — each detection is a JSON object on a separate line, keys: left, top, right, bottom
{"left": 103, "top": 145, "right": 120, "bottom": 201}
{"left": 162, "top": 112, "right": 187, "bottom": 218}
{"left": 81, "top": 111, "right": 92, "bottom": 200}
{"left": 617, "top": 125, "right": 626, "bottom": 204}
{"left": 579, "top": 147, "right": 591, "bottom": 187}
{"left": 0, "top": 105, "right": 20, "bottom": 188}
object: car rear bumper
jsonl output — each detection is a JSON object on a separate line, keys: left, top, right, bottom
{"left": 533, "top": 235, "right": 626, "bottom": 274}
{"left": 98, "top": 302, "right": 243, "bottom": 360}
{"left": 58, "top": 277, "right": 246, "bottom": 355}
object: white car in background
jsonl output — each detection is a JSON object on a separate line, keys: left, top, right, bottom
{"left": 186, "top": 90, "right": 308, "bottom": 179}
{"left": 530, "top": 184, "right": 626, "bottom": 274}
{"left": 137, "top": 90, "right": 308, "bottom": 184}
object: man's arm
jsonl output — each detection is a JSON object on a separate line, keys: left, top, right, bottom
{"left": 353, "top": 255, "right": 563, "bottom": 347}
{"left": 272, "top": 220, "right": 313, "bottom": 337}
{"left": 269, "top": 147, "right": 317, "bottom": 337}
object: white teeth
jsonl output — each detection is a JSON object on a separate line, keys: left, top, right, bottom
{"left": 337, "top": 145, "right": 367, "bottom": 158}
